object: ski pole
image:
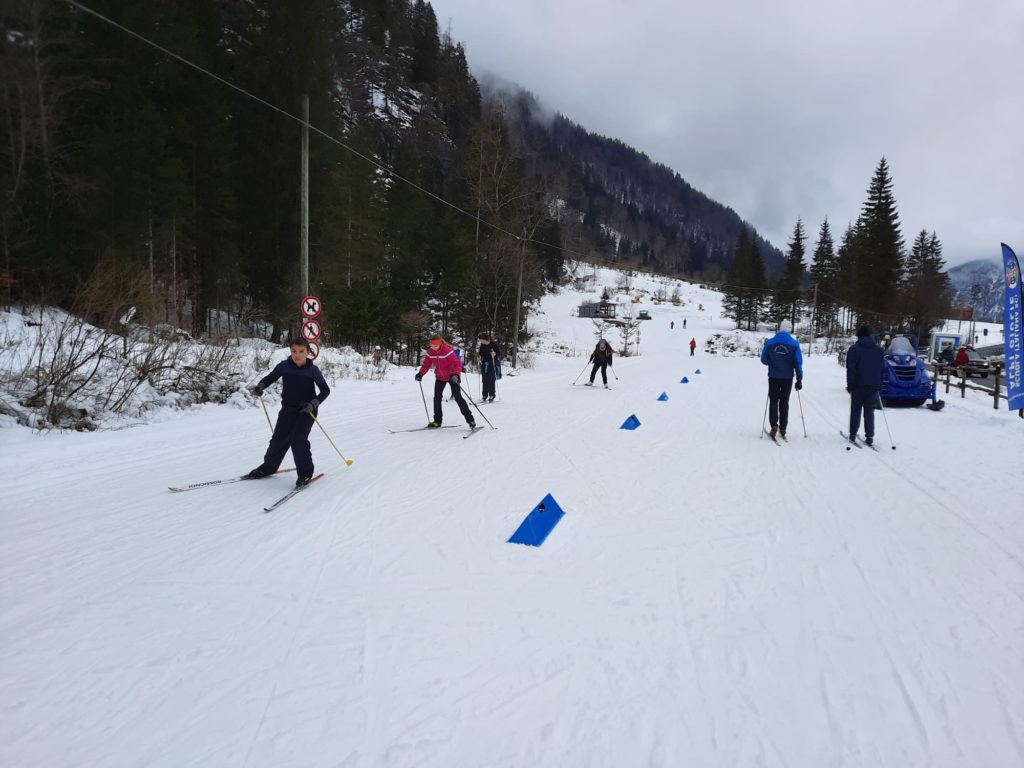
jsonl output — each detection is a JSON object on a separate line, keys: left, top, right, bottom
{"left": 258, "top": 394, "right": 273, "bottom": 434}
{"left": 876, "top": 394, "right": 896, "bottom": 450}
{"left": 796, "top": 388, "right": 807, "bottom": 438}
{"left": 610, "top": 364, "right": 619, "bottom": 381}
{"left": 572, "top": 359, "right": 591, "bottom": 385}
{"left": 458, "top": 383, "right": 496, "bottom": 428}
{"left": 759, "top": 394, "right": 769, "bottom": 438}
{"left": 311, "top": 414, "right": 354, "bottom": 466}
{"left": 418, "top": 378, "right": 430, "bottom": 421}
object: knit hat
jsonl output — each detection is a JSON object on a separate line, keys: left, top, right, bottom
{"left": 856, "top": 325, "right": 871, "bottom": 338}
{"left": 779, "top": 320, "right": 793, "bottom": 333}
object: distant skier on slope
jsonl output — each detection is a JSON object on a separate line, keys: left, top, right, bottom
{"left": 247, "top": 338, "right": 331, "bottom": 487}
{"left": 478, "top": 333, "right": 501, "bottom": 402}
{"left": 846, "top": 325, "right": 884, "bottom": 446}
{"left": 416, "top": 334, "right": 475, "bottom": 429}
{"left": 586, "top": 339, "right": 615, "bottom": 388}
{"left": 760, "top": 320, "right": 803, "bottom": 440}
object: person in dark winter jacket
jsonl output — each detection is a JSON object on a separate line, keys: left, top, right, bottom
{"left": 760, "top": 320, "right": 803, "bottom": 439}
{"left": 846, "top": 325, "right": 884, "bottom": 445}
{"left": 416, "top": 334, "right": 475, "bottom": 429}
{"left": 478, "top": 333, "right": 501, "bottom": 402}
{"left": 587, "top": 339, "right": 615, "bottom": 387}
{"left": 247, "top": 338, "right": 331, "bottom": 487}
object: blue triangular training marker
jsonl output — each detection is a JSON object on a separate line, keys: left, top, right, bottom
{"left": 508, "top": 493, "right": 565, "bottom": 547}
{"left": 620, "top": 414, "right": 641, "bottom": 430}
{"left": 680, "top": 376, "right": 689, "bottom": 383}
{"left": 657, "top": 392, "right": 669, "bottom": 401}
{"left": 695, "top": 369, "right": 701, "bottom": 374}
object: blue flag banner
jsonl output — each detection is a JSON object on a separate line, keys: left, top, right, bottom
{"left": 1002, "top": 243, "right": 1023, "bottom": 410}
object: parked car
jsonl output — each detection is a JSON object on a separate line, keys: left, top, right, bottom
{"left": 959, "top": 348, "right": 993, "bottom": 378}
{"left": 638, "top": 310, "right": 651, "bottom": 320}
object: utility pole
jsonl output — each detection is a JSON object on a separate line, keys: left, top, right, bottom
{"left": 807, "top": 282, "right": 818, "bottom": 356}
{"left": 300, "top": 94, "right": 309, "bottom": 297}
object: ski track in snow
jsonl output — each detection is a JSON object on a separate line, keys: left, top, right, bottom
{"left": 2, "top": 274, "right": 1023, "bottom": 767}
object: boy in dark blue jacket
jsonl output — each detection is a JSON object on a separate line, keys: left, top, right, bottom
{"left": 247, "top": 339, "right": 331, "bottom": 486}
{"left": 478, "top": 333, "right": 501, "bottom": 402}
{"left": 760, "top": 320, "right": 803, "bottom": 439}
{"left": 846, "top": 325, "right": 884, "bottom": 445}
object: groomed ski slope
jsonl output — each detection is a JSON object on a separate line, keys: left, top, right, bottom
{"left": 2, "top": 272, "right": 1023, "bottom": 768}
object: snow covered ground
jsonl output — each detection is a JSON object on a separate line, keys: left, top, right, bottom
{"left": 2, "top": 271, "right": 1023, "bottom": 767}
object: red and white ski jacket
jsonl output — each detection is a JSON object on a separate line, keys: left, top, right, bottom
{"left": 418, "top": 343, "right": 463, "bottom": 382}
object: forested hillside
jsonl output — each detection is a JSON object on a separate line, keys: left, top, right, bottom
{"left": 2, "top": 0, "right": 780, "bottom": 357}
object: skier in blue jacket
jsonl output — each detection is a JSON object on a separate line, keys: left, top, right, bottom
{"left": 760, "top": 320, "right": 803, "bottom": 439}
{"left": 246, "top": 338, "right": 331, "bottom": 487}
{"left": 845, "top": 325, "right": 884, "bottom": 445}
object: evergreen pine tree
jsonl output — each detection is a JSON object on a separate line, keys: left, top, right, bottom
{"left": 771, "top": 217, "right": 806, "bottom": 328}
{"left": 808, "top": 218, "right": 837, "bottom": 335}
{"left": 853, "top": 157, "right": 905, "bottom": 327}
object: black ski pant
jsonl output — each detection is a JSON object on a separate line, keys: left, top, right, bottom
{"left": 434, "top": 378, "right": 474, "bottom": 424}
{"left": 259, "top": 407, "right": 315, "bottom": 477}
{"left": 481, "top": 363, "right": 497, "bottom": 399}
{"left": 590, "top": 361, "right": 608, "bottom": 385}
{"left": 849, "top": 386, "right": 879, "bottom": 440}
{"left": 767, "top": 378, "right": 793, "bottom": 432}
{"left": 690, "top": 348, "right": 695, "bottom": 356}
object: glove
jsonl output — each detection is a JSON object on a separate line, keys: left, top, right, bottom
{"left": 450, "top": 373, "right": 460, "bottom": 385}
{"left": 300, "top": 398, "right": 319, "bottom": 416}
{"left": 415, "top": 372, "right": 423, "bottom": 382}
{"left": 795, "top": 380, "right": 802, "bottom": 391}
{"left": 251, "top": 384, "right": 264, "bottom": 396}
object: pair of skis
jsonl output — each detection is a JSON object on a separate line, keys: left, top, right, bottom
{"left": 388, "top": 424, "right": 486, "bottom": 440}
{"left": 763, "top": 428, "right": 788, "bottom": 446}
{"left": 840, "top": 430, "right": 879, "bottom": 451}
{"left": 168, "top": 468, "right": 325, "bottom": 512}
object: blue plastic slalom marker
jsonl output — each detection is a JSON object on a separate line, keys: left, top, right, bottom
{"left": 680, "top": 376, "right": 690, "bottom": 383}
{"left": 657, "top": 392, "right": 669, "bottom": 401}
{"left": 695, "top": 369, "right": 701, "bottom": 374}
{"left": 620, "top": 414, "right": 641, "bottom": 430}
{"left": 508, "top": 493, "right": 565, "bottom": 547}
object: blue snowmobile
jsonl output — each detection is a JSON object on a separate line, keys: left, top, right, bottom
{"left": 877, "top": 333, "right": 943, "bottom": 409}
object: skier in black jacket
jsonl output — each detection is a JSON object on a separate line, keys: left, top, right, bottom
{"left": 846, "top": 325, "right": 884, "bottom": 445}
{"left": 478, "top": 333, "right": 501, "bottom": 402}
{"left": 586, "top": 339, "right": 615, "bottom": 387}
{"left": 247, "top": 338, "right": 331, "bottom": 486}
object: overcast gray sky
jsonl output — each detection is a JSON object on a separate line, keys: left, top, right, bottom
{"left": 429, "top": 0, "right": 1023, "bottom": 267}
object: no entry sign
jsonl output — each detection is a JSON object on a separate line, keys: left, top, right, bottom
{"left": 301, "top": 319, "right": 321, "bottom": 342}
{"left": 301, "top": 295, "right": 322, "bottom": 319}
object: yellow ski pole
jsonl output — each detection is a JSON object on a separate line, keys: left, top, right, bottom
{"left": 311, "top": 414, "right": 354, "bottom": 467}
{"left": 258, "top": 394, "right": 273, "bottom": 434}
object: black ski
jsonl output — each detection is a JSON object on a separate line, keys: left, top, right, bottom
{"left": 839, "top": 430, "right": 864, "bottom": 449}
{"left": 263, "top": 473, "right": 325, "bottom": 513}
{"left": 169, "top": 468, "right": 295, "bottom": 493}
{"left": 388, "top": 425, "right": 460, "bottom": 434}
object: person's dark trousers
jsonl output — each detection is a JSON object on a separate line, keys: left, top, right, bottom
{"left": 259, "top": 408, "right": 315, "bottom": 477}
{"left": 768, "top": 378, "right": 793, "bottom": 432}
{"left": 690, "top": 348, "right": 695, "bottom": 356}
{"left": 433, "top": 379, "right": 474, "bottom": 424}
{"left": 590, "top": 361, "right": 608, "bottom": 384}
{"left": 849, "top": 386, "right": 879, "bottom": 440}
{"left": 481, "top": 362, "right": 496, "bottom": 399}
